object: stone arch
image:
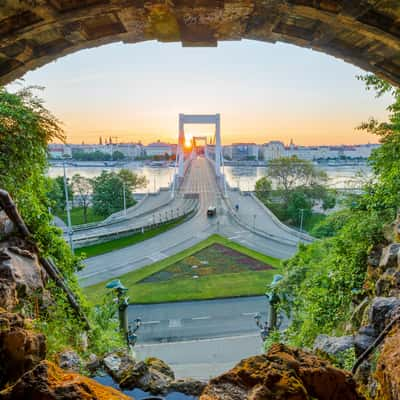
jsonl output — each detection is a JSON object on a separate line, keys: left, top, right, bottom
{"left": 0, "top": 1, "right": 400, "bottom": 86}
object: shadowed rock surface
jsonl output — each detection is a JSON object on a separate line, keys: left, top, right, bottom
{"left": 200, "top": 343, "right": 363, "bottom": 400}
{"left": 0, "top": 360, "right": 132, "bottom": 400}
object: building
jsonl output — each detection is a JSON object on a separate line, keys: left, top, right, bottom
{"left": 229, "top": 143, "right": 259, "bottom": 161}
{"left": 260, "top": 141, "right": 286, "bottom": 161}
{"left": 145, "top": 141, "right": 175, "bottom": 157}
{"left": 47, "top": 144, "right": 72, "bottom": 159}
{"left": 110, "top": 143, "right": 144, "bottom": 159}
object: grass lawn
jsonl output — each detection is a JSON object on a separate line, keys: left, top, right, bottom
{"left": 76, "top": 216, "right": 188, "bottom": 259}
{"left": 83, "top": 234, "right": 281, "bottom": 304}
{"left": 57, "top": 207, "right": 105, "bottom": 226}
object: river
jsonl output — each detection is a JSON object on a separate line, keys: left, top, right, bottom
{"left": 48, "top": 162, "right": 372, "bottom": 193}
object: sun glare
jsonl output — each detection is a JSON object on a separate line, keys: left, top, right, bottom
{"left": 185, "top": 133, "right": 193, "bottom": 149}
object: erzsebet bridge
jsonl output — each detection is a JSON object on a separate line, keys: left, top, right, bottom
{"left": 77, "top": 113, "right": 313, "bottom": 287}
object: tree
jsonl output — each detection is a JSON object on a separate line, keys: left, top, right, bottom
{"left": 47, "top": 176, "right": 72, "bottom": 214}
{"left": 267, "top": 156, "right": 327, "bottom": 200}
{"left": 117, "top": 169, "right": 147, "bottom": 192}
{"left": 255, "top": 177, "right": 272, "bottom": 204}
{"left": 112, "top": 151, "right": 125, "bottom": 161}
{"left": 286, "top": 190, "right": 313, "bottom": 227}
{"left": 71, "top": 174, "right": 92, "bottom": 224}
{"left": 91, "top": 170, "right": 145, "bottom": 217}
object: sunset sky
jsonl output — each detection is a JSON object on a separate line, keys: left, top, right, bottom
{"left": 7, "top": 39, "right": 393, "bottom": 146}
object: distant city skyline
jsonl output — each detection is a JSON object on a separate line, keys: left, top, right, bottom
{"left": 7, "top": 40, "right": 393, "bottom": 146}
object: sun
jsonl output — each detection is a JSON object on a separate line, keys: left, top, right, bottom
{"left": 184, "top": 133, "right": 193, "bottom": 149}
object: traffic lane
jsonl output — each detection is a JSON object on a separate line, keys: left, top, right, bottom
{"left": 131, "top": 312, "right": 267, "bottom": 343}
{"left": 135, "top": 334, "right": 262, "bottom": 379}
{"left": 129, "top": 296, "right": 268, "bottom": 321}
{"left": 128, "top": 296, "right": 269, "bottom": 343}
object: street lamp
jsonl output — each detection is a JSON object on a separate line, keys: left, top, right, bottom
{"left": 63, "top": 160, "right": 74, "bottom": 254}
{"left": 122, "top": 181, "right": 127, "bottom": 216}
{"left": 299, "top": 208, "right": 305, "bottom": 232}
{"left": 105, "top": 279, "right": 141, "bottom": 348}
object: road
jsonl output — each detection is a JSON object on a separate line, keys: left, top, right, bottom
{"left": 130, "top": 296, "right": 267, "bottom": 379}
{"left": 129, "top": 296, "right": 268, "bottom": 343}
{"left": 78, "top": 157, "right": 302, "bottom": 286}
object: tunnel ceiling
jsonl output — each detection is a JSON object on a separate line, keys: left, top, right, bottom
{"left": 1, "top": 0, "right": 400, "bottom": 86}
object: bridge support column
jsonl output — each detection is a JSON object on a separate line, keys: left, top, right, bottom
{"left": 215, "top": 114, "right": 221, "bottom": 177}
{"left": 177, "top": 114, "right": 185, "bottom": 178}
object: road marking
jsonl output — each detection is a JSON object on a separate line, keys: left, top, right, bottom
{"left": 169, "top": 319, "right": 182, "bottom": 328}
{"left": 242, "top": 312, "right": 258, "bottom": 317}
{"left": 142, "top": 320, "right": 161, "bottom": 325}
{"left": 191, "top": 316, "right": 211, "bottom": 320}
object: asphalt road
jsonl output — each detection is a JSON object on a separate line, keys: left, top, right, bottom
{"left": 134, "top": 334, "right": 262, "bottom": 379}
{"left": 78, "top": 157, "right": 301, "bottom": 286}
{"left": 129, "top": 296, "right": 268, "bottom": 344}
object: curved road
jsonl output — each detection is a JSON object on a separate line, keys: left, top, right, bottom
{"left": 78, "top": 157, "right": 302, "bottom": 287}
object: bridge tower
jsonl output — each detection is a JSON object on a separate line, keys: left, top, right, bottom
{"left": 176, "top": 114, "right": 223, "bottom": 178}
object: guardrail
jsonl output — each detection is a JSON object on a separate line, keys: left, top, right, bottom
{"left": 249, "top": 193, "right": 314, "bottom": 243}
{"left": 69, "top": 191, "right": 175, "bottom": 233}
{"left": 73, "top": 200, "right": 199, "bottom": 248}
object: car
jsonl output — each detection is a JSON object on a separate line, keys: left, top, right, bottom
{"left": 207, "top": 206, "right": 216, "bottom": 217}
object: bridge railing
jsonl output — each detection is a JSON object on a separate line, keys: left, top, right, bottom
{"left": 73, "top": 199, "right": 199, "bottom": 248}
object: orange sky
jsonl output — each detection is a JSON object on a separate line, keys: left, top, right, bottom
{"left": 9, "top": 40, "right": 392, "bottom": 146}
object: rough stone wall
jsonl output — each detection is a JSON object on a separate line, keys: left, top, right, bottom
{"left": 0, "top": 1, "right": 400, "bottom": 86}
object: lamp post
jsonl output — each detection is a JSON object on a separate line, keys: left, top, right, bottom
{"left": 123, "top": 181, "right": 127, "bottom": 216}
{"left": 63, "top": 161, "right": 74, "bottom": 254}
{"left": 299, "top": 208, "right": 305, "bottom": 232}
{"left": 105, "top": 279, "right": 141, "bottom": 348}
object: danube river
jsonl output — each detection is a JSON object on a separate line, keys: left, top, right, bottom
{"left": 48, "top": 162, "right": 371, "bottom": 193}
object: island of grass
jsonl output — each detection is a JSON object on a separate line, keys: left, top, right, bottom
{"left": 83, "top": 235, "right": 281, "bottom": 304}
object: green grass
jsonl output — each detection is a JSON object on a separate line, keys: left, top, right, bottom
{"left": 57, "top": 206, "right": 105, "bottom": 226}
{"left": 76, "top": 216, "right": 188, "bottom": 259}
{"left": 82, "top": 234, "right": 281, "bottom": 304}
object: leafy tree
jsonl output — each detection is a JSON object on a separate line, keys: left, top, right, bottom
{"left": 91, "top": 170, "right": 146, "bottom": 217}
{"left": 286, "top": 190, "right": 313, "bottom": 227}
{"left": 47, "top": 176, "right": 72, "bottom": 214}
{"left": 112, "top": 150, "right": 125, "bottom": 161}
{"left": 267, "top": 156, "right": 327, "bottom": 201}
{"left": 0, "top": 86, "right": 124, "bottom": 356}
{"left": 273, "top": 75, "right": 399, "bottom": 348}
{"left": 254, "top": 177, "right": 272, "bottom": 203}
{"left": 255, "top": 157, "right": 332, "bottom": 229}
{"left": 71, "top": 174, "right": 92, "bottom": 224}
{"left": 117, "top": 168, "right": 147, "bottom": 192}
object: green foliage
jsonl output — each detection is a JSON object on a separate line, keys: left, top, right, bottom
{"left": 72, "top": 150, "right": 111, "bottom": 161}
{"left": 255, "top": 157, "right": 333, "bottom": 231}
{"left": 254, "top": 177, "right": 272, "bottom": 203}
{"left": 71, "top": 174, "right": 92, "bottom": 224}
{"left": 0, "top": 87, "right": 125, "bottom": 358}
{"left": 91, "top": 169, "right": 146, "bottom": 217}
{"left": 263, "top": 329, "right": 282, "bottom": 352}
{"left": 112, "top": 150, "right": 125, "bottom": 160}
{"left": 47, "top": 176, "right": 72, "bottom": 214}
{"left": 273, "top": 76, "right": 399, "bottom": 348}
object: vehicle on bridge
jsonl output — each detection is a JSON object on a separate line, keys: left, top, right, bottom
{"left": 207, "top": 206, "right": 217, "bottom": 217}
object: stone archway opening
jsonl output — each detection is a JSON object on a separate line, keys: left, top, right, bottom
{"left": 1, "top": 1, "right": 400, "bottom": 87}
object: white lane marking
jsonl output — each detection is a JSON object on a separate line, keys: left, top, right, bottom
{"left": 169, "top": 319, "right": 182, "bottom": 328}
{"left": 242, "top": 312, "right": 258, "bottom": 317}
{"left": 191, "top": 316, "right": 211, "bottom": 320}
{"left": 142, "top": 320, "right": 161, "bottom": 325}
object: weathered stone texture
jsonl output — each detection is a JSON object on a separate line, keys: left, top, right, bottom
{"left": 200, "top": 343, "right": 363, "bottom": 400}
{"left": 0, "top": 1, "right": 400, "bottom": 85}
